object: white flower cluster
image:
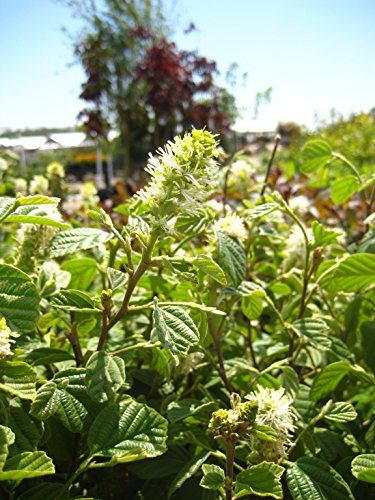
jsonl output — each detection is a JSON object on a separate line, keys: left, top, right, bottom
{"left": 0, "top": 318, "right": 15, "bottom": 359}
{"left": 46, "top": 161, "right": 65, "bottom": 179}
{"left": 214, "top": 213, "right": 248, "bottom": 243}
{"left": 136, "top": 129, "right": 219, "bottom": 220}
{"left": 14, "top": 178, "right": 28, "bottom": 195}
{"left": 29, "top": 175, "right": 49, "bottom": 195}
{"left": 246, "top": 387, "right": 295, "bottom": 461}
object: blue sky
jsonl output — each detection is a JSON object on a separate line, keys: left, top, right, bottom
{"left": 0, "top": 0, "right": 374, "bottom": 131}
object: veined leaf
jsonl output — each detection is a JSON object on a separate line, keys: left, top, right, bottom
{"left": 0, "top": 197, "right": 16, "bottom": 221}
{"left": 50, "top": 289, "right": 101, "bottom": 312}
{"left": 311, "top": 221, "right": 340, "bottom": 248}
{"left": 286, "top": 464, "right": 322, "bottom": 500}
{"left": 15, "top": 195, "right": 60, "bottom": 206}
{"left": 302, "top": 140, "right": 332, "bottom": 173}
{"left": 17, "top": 482, "right": 70, "bottom": 500}
{"left": 167, "top": 399, "right": 217, "bottom": 424}
{"left": 30, "top": 382, "right": 60, "bottom": 420}
{"left": 8, "top": 403, "right": 44, "bottom": 453}
{"left": 0, "top": 425, "right": 15, "bottom": 470}
{"left": 328, "top": 253, "right": 375, "bottom": 293}
{"left": 88, "top": 400, "right": 168, "bottom": 461}
{"left": 191, "top": 255, "right": 227, "bottom": 286}
{"left": 57, "top": 389, "right": 89, "bottom": 433}
{"left": 292, "top": 318, "right": 331, "bottom": 351}
{"left": 200, "top": 463, "right": 225, "bottom": 490}
{"left": 49, "top": 228, "right": 113, "bottom": 257}
{"left": 214, "top": 229, "right": 246, "bottom": 286}
{"left": 234, "top": 461, "right": 284, "bottom": 499}
{"left": 61, "top": 258, "right": 98, "bottom": 290}
{"left": 0, "top": 451, "right": 55, "bottom": 480}
{"left": 168, "top": 451, "right": 211, "bottom": 498}
{"left": 310, "top": 361, "right": 351, "bottom": 400}
{"left": 53, "top": 368, "right": 91, "bottom": 433}
{"left": 0, "top": 360, "right": 36, "bottom": 400}
{"left": 107, "top": 267, "right": 128, "bottom": 290}
{"left": 294, "top": 457, "right": 354, "bottom": 499}
{"left": 247, "top": 203, "right": 279, "bottom": 219}
{"left": 351, "top": 454, "right": 375, "bottom": 484}
{"left": 152, "top": 298, "right": 200, "bottom": 356}
{"left": 331, "top": 175, "right": 361, "bottom": 205}
{"left": 324, "top": 402, "right": 357, "bottom": 423}
{"left": 5, "top": 204, "right": 69, "bottom": 229}
{"left": 85, "top": 351, "right": 126, "bottom": 402}
{"left": 26, "top": 347, "right": 74, "bottom": 366}
{"left": 0, "top": 264, "right": 40, "bottom": 333}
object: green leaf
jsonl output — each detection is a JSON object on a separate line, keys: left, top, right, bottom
{"left": 351, "top": 454, "right": 375, "bottom": 484}
{"left": 152, "top": 298, "right": 200, "bottom": 356}
{"left": 5, "top": 204, "right": 69, "bottom": 229}
{"left": 302, "top": 140, "right": 332, "bottom": 173}
{"left": 0, "top": 360, "right": 37, "bottom": 400}
{"left": 26, "top": 347, "right": 74, "bottom": 366}
{"left": 311, "top": 221, "right": 340, "bottom": 248}
{"left": 49, "top": 228, "right": 113, "bottom": 257}
{"left": 57, "top": 387, "right": 89, "bottom": 433}
{"left": 8, "top": 403, "right": 44, "bottom": 453}
{"left": 328, "top": 253, "right": 375, "bottom": 293}
{"left": 331, "top": 175, "right": 361, "bottom": 205}
{"left": 234, "top": 462, "right": 284, "bottom": 499}
{"left": 168, "top": 450, "right": 211, "bottom": 498}
{"left": 17, "top": 482, "right": 70, "bottom": 500}
{"left": 15, "top": 195, "right": 59, "bottom": 206}
{"left": 175, "top": 213, "right": 210, "bottom": 234}
{"left": 0, "top": 197, "right": 16, "bottom": 221}
{"left": 0, "top": 451, "right": 55, "bottom": 480}
{"left": 295, "top": 456, "right": 354, "bottom": 499}
{"left": 30, "top": 381, "right": 60, "bottom": 420}
{"left": 200, "top": 463, "right": 225, "bottom": 490}
{"left": 50, "top": 289, "right": 101, "bottom": 312}
{"left": 241, "top": 289, "right": 264, "bottom": 320}
{"left": 0, "top": 264, "right": 40, "bottom": 333}
{"left": 286, "top": 464, "right": 322, "bottom": 500}
{"left": 214, "top": 229, "right": 246, "bottom": 286}
{"left": 191, "top": 255, "right": 227, "bottom": 286}
{"left": 247, "top": 203, "right": 279, "bottom": 219}
{"left": 292, "top": 318, "right": 331, "bottom": 351}
{"left": 253, "top": 425, "right": 278, "bottom": 442}
{"left": 361, "top": 321, "right": 375, "bottom": 373}
{"left": 107, "top": 267, "right": 129, "bottom": 290}
{"left": 324, "top": 402, "right": 357, "bottom": 423}
{"left": 167, "top": 399, "right": 217, "bottom": 423}
{"left": 88, "top": 399, "right": 168, "bottom": 462}
{"left": 85, "top": 351, "right": 126, "bottom": 402}
{"left": 61, "top": 258, "right": 98, "bottom": 290}
{"left": 0, "top": 425, "right": 15, "bottom": 470}
{"left": 310, "top": 361, "right": 351, "bottom": 400}
{"left": 53, "top": 368, "right": 91, "bottom": 433}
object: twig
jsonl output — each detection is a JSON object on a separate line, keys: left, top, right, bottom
{"left": 260, "top": 135, "right": 281, "bottom": 197}
{"left": 66, "top": 311, "right": 84, "bottom": 366}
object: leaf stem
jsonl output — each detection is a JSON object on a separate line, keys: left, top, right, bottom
{"left": 97, "top": 230, "right": 159, "bottom": 350}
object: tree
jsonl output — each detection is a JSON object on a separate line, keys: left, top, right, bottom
{"left": 70, "top": 0, "right": 238, "bottom": 177}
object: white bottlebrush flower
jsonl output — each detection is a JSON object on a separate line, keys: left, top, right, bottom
{"left": 81, "top": 181, "right": 99, "bottom": 204}
{"left": 136, "top": 129, "right": 219, "bottom": 220}
{"left": 214, "top": 213, "right": 248, "bottom": 243}
{"left": 46, "top": 161, "right": 65, "bottom": 179}
{"left": 29, "top": 175, "right": 49, "bottom": 195}
{"left": 0, "top": 318, "right": 15, "bottom": 359}
{"left": 246, "top": 387, "right": 295, "bottom": 461}
{"left": 14, "top": 177, "right": 28, "bottom": 195}
{"left": 288, "top": 195, "right": 311, "bottom": 217}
